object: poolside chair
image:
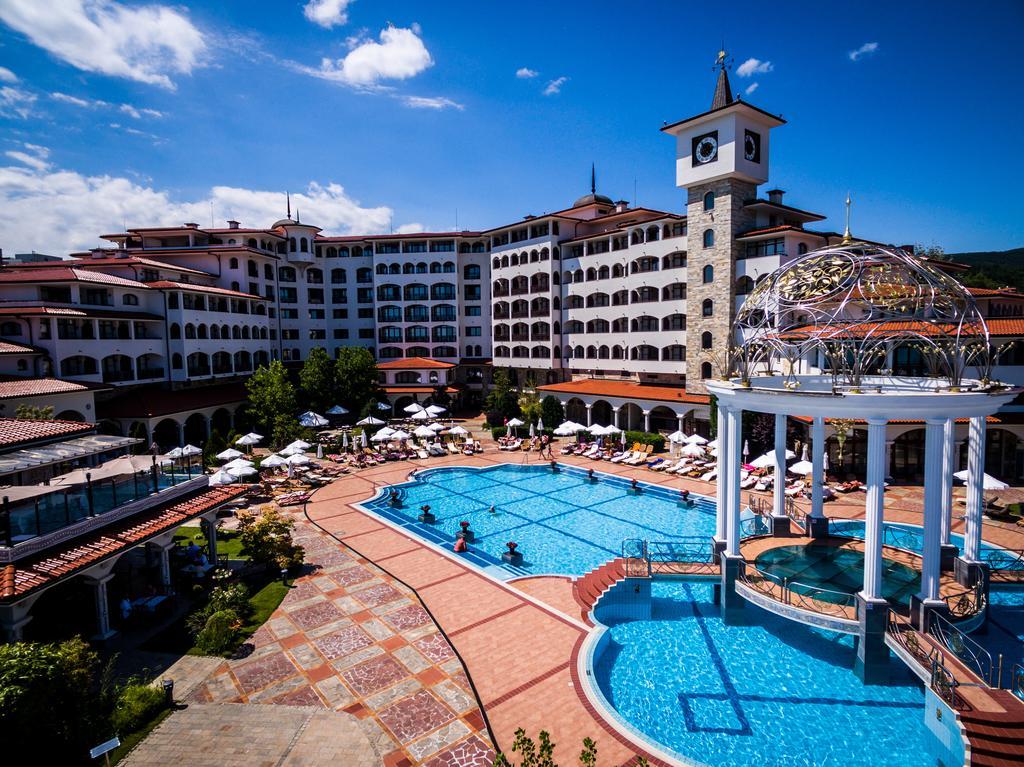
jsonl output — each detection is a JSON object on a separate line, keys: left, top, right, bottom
{"left": 646, "top": 457, "right": 665, "bottom": 470}
{"left": 447, "top": 441, "right": 461, "bottom": 454}
{"left": 581, "top": 444, "right": 600, "bottom": 459}
{"left": 785, "top": 481, "right": 805, "bottom": 498}
{"left": 700, "top": 469, "right": 717, "bottom": 482}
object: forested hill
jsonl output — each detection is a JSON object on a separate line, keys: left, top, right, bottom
{"left": 944, "top": 247, "right": 1024, "bottom": 291}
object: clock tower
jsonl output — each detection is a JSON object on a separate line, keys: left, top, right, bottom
{"left": 660, "top": 51, "right": 786, "bottom": 393}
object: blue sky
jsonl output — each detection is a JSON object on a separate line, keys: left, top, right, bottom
{"left": 0, "top": 0, "right": 1022, "bottom": 255}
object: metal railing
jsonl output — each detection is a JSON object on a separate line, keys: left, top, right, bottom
{"left": 739, "top": 515, "right": 770, "bottom": 539}
{"left": 648, "top": 538, "right": 716, "bottom": 575}
{"left": 621, "top": 538, "right": 649, "bottom": 577}
{"left": 930, "top": 656, "right": 962, "bottom": 709}
{"left": 928, "top": 610, "right": 995, "bottom": 685}
{"left": 979, "top": 547, "right": 1024, "bottom": 572}
{"left": 1011, "top": 663, "right": 1024, "bottom": 701}
{"left": 740, "top": 565, "right": 857, "bottom": 618}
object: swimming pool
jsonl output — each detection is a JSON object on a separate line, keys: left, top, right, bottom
{"left": 359, "top": 463, "right": 717, "bottom": 577}
{"left": 590, "top": 580, "right": 937, "bottom": 767}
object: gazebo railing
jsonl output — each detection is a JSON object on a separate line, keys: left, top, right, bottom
{"left": 621, "top": 538, "right": 649, "bottom": 577}
{"left": 648, "top": 538, "right": 717, "bottom": 575}
{"left": 739, "top": 516, "right": 771, "bottom": 539}
{"left": 928, "top": 610, "right": 995, "bottom": 686}
{"left": 1011, "top": 664, "right": 1024, "bottom": 701}
{"left": 980, "top": 547, "right": 1024, "bottom": 572}
{"left": 786, "top": 581, "right": 857, "bottom": 617}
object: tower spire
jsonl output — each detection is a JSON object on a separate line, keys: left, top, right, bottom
{"left": 841, "top": 192, "right": 853, "bottom": 244}
{"left": 591, "top": 163, "right": 596, "bottom": 194}
{"left": 711, "top": 48, "right": 734, "bottom": 110}
{"left": 286, "top": 191, "right": 291, "bottom": 219}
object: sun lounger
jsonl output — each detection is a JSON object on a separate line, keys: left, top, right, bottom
{"left": 785, "top": 481, "right": 805, "bottom": 497}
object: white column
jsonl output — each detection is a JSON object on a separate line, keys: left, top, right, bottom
{"left": 677, "top": 415, "right": 685, "bottom": 434}
{"left": 963, "top": 415, "right": 987, "bottom": 562}
{"left": 725, "top": 407, "right": 743, "bottom": 557}
{"left": 884, "top": 440, "right": 894, "bottom": 480}
{"left": 811, "top": 416, "right": 825, "bottom": 519}
{"left": 861, "top": 418, "right": 888, "bottom": 601}
{"left": 203, "top": 517, "right": 219, "bottom": 566}
{"left": 156, "top": 543, "right": 173, "bottom": 590}
{"left": 920, "top": 418, "right": 946, "bottom": 602}
{"left": 86, "top": 573, "right": 116, "bottom": 639}
{"left": 715, "top": 402, "right": 730, "bottom": 542}
{"left": 940, "top": 418, "right": 955, "bottom": 546}
{"left": 612, "top": 406, "right": 620, "bottom": 429}
{"left": 643, "top": 410, "right": 651, "bottom": 432}
{"left": 585, "top": 403, "right": 593, "bottom": 426}
{"left": 773, "top": 413, "right": 787, "bottom": 517}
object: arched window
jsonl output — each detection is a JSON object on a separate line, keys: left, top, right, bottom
{"left": 172, "top": 353, "right": 182, "bottom": 370}
{"left": 122, "top": 294, "right": 138, "bottom": 305}
{"left": 169, "top": 323, "right": 181, "bottom": 339}
{"left": 703, "top": 229, "right": 714, "bottom": 248}
{"left": 702, "top": 299, "right": 713, "bottom": 317}
{"left": 247, "top": 259, "right": 257, "bottom": 277}
{"left": 701, "top": 331, "right": 713, "bottom": 349}
{"left": 299, "top": 237, "right": 308, "bottom": 252}
{"left": 702, "top": 264, "right": 714, "bottom": 283}
{"left": 264, "top": 264, "right": 273, "bottom": 280}
{"left": 703, "top": 191, "right": 715, "bottom": 211}
{"left": 798, "top": 242, "right": 809, "bottom": 255}
{"left": 736, "top": 275, "right": 755, "bottom": 295}
{"left": 289, "top": 237, "right": 296, "bottom": 252}
{"left": 229, "top": 257, "right": 239, "bottom": 269}
{"left": 701, "top": 362, "right": 713, "bottom": 379}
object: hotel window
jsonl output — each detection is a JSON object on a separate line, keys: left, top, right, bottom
{"left": 403, "top": 242, "right": 427, "bottom": 253}
{"left": 279, "top": 267, "right": 296, "bottom": 282}
{"left": 464, "top": 285, "right": 481, "bottom": 300}
{"left": 332, "top": 289, "right": 348, "bottom": 303}
{"left": 703, "top": 191, "right": 715, "bottom": 211}
{"left": 465, "top": 306, "right": 482, "bottom": 316}
{"left": 309, "top": 329, "right": 325, "bottom": 340}
{"left": 702, "top": 229, "right": 714, "bottom": 248}
{"left": 701, "top": 331, "right": 713, "bottom": 349}
{"left": 309, "top": 309, "right": 325, "bottom": 320}
{"left": 431, "top": 284, "right": 456, "bottom": 300}
{"left": 429, "top": 241, "right": 454, "bottom": 252}
{"left": 464, "top": 264, "right": 481, "bottom": 280}
{"left": 702, "top": 265, "right": 714, "bottom": 283}
{"left": 798, "top": 242, "right": 809, "bottom": 255}
{"left": 702, "top": 299, "right": 713, "bottom": 317}
{"left": 466, "top": 326, "right": 482, "bottom": 336}
{"left": 282, "top": 329, "right": 299, "bottom": 340}
{"left": 142, "top": 268, "right": 159, "bottom": 281}
{"left": 332, "top": 309, "right": 348, "bottom": 319}
{"left": 744, "top": 237, "right": 786, "bottom": 259}
{"left": 307, "top": 288, "right": 324, "bottom": 304}
{"left": 378, "top": 306, "right": 402, "bottom": 322}
{"left": 376, "top": 243, "right": 400, "bottom": 254}
{"left": 333, "top": 328, "right": 349, "bottom": 339}
{"left": 701, "top": 362, "right": 712, "bottom": 379}
{"left": 167, "top": 292, "right": 180, "bottom": 309}
{"left": 358, "top": 328, "right": 374, "bottom": 339}
{"left": 671, "top": 222, "right": 687, "bottom": 237}
{"left": 358, "top": 308, "right": 373, "bottom": 319}
{"left": 280, "top": 287, "right": 297, "bottom": 303}
{"left": 331, "top": 268, "right": 346, "bottom": 283}
{"left": 280, "top": 308, "right": 298, "bottom": 319}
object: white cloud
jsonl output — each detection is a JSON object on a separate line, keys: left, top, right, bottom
{"left": 50, "top": 91, "right": 162, "bottom": 119}
{"left": 0, "top": 86, "right": 37, "bottom": 119}
{"left": 118, "top": 103, "right": 163, "bottom": 119}
{"left": 5, "top": 143, "right": 51, "bottom": 172}
{"left": 543, "top": 76, "right": 568, "bottom": 96}
{"left": 0, "top": 0, "right": 206, "bottom": 89}
{"left": 516, "top": 67, "right": 538, "bottom": 79}
{"left": 305, "top": 25, "right": 432, "bottom": 87}
{"left": 303, "top": 0, "right": 353, "bottom": 29}
{"left": 0, "top": 159, "right": 400, "bottom": 254}
{"left": 849, "top": 41, "right": 879, "bottom": 61}
{"left": 736, "top": 58, "right": 772, "bottom": 77}
{"left": 0, "top": 67, "right": 17, "bottom": 83}
{"left": 745, "top": 82, "right": 759, "bottom": 96}
{"left": 402, "top": 95, "right": 463, "bottom": 110}
{"left": 51, "top": 91, "right": 100, "bottom": 108}
{"left": 395, "top": 222, "right": 425, "bottom": 234}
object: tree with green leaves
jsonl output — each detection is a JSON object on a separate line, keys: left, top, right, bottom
{"left": 486, "top": 367, "right": 520, "bottom": 422}
{"left": 299, "top": 346, "right": 336, "bottom": 414}
{"left": 15, "top": 404, "right": 54, "bottom": 420}
{"left": 334, "top": 347, "right": 382, "bottom": 415}
{"left": 246, "top": 360, "right": 297, "bottom": 442}
{"left": 540, "top": 396, "right": 564, "bottom": 427}
{"left": 493, "top": 728, "right": 648, "bottom": 767}
{"left": 431, "top": 384, "right": 452, "bottom": 411}
{"left": 518, "top": 390, "right": 541, "bottom": 425}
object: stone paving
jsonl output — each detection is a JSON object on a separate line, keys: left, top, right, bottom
{"left": 177, "top": 510, "right": 495, "bottom": 767}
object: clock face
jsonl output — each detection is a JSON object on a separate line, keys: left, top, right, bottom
{"left": 744, "top": 129, "right": 761, "bottom": 163}
{"left": 691, "top": 131, "right": 718, "bottom": 166}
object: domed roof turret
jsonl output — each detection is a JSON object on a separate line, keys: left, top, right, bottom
{"left": 573, "top": 163, "right": 613, "bottom": 208}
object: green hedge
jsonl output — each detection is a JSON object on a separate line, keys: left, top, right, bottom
{"left": 621, "top": 431, "right": 666, "bottom": 452}
{"left": 112, "top": 683, "right": 166, "bottom": 735}
{"left": 491, "top": 426, "right": 555, "bottom": 440}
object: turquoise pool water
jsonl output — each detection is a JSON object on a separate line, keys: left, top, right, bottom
{"left": 359, "top": 463, "right": 716, "bottom": 577}
{"left": 828, "top": 518, "right": 1019, "bottom": 568}
{"left": 592, "top": 580, "right": 936, "bottom": 767}
{"left": 755, "top": 543, "right": 921, "bottom": 605}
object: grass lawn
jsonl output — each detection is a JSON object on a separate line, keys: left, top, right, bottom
{"left": 173, "top": 526, "right": 246, "bottom": 561}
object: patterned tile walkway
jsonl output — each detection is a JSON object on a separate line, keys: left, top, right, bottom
{"left": 184, "top": 508, "right": 496, "bottom": 767}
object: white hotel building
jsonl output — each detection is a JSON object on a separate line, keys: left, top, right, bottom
{"left": 1, "top": 60, "right": 1023, "bottom": 480}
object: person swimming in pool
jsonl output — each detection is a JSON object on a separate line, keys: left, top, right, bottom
{"left": 489, "top": 504, "right": 496, "bottom": 514}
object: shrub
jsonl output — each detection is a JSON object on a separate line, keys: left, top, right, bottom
{"left": 186, "top": 574, "right": 252, "bottom": 636}
{"left": 623, "top": 431, "right": 665, "bottom": 452}
{"left": 237, "top": 505, "right": 305, "bottom": 571}
{"left": 195, "top": 609, "right": 241, "bottom": 656}
{"left": 540, "top": 396, "right": 564, "bottom": 427}
{"left": 111, "top": 683, "right": 166, "bottom": 734}
{"left": 485, "top": 410, "right": 505, "bottom": 428}
{"left": 491, "top": 426, "right": 554, "bottom": 440}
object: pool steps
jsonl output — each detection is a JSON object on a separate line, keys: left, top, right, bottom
{"left": 572, "top": 558, "right": 628, "bottom": 624}
{"left": 958, "top": 698, "right": 1024, "bottom": 766}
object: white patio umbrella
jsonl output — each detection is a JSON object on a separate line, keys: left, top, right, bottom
{"left": 236, "top": 433, "right": 263, "bottom": 446}
{"left": 553, "top": 423, "right": 578, "bottom": 436}
{"left": 390, "top": 430, "right": 412, "bottom": 441}
{"left": 326, "top": 405, "right": 348, "bottom": 416}
{"left": 260, "top": 453, "right": 287, "bottom": 468}
{"left": 684, "top": 434, "right": 708, "bottom": 445}
{"left": 357, "top": 416, "right": 385, "bottom": 426}
{"left": 209, "top": 469, "right": 236, "bottom": 485}
{"left": 404, "top": 403, "right": 426, "bottom": 414}
{"left": 953, "top": 470, "right": 1009, "bottom": 491}
{"left": 743, "top": 440, "right": 751, "bottom": 460}
{"left": 425, "top": 404, "right": 447, "bottom": 416}
{"left": 316, "top": 444, "right": 323, "bottom": 459}
{"left": 181, "top": 444, "right": 203, "bottom": 457}
{"left": 414, "top": 425, "right": 436, "bottom": 438}
{"left": 667, "top": 430, "right": 687, "bottom": 444}
{"left": 410, "top": 410, "right": 430, "bottom": 421}
{"left": 449, "top": 425, "right": 469, "bottom": 436}
{"left": 682, "top": 443, "right": 706, "bottom": 457}
{"left": 603, "top": 424, "right": 622, "bottom": 435}
{"left": 376, "top": 401, "right": 392, "bottom": 411}
{"left": 788, "top": 460, "right": 814, "bottom": 476}
{"left": 216, "top": 448, "right": 244, "bottom": 461}
{"left": 374, "top": 426, "right": 396, "bottom": 439}
{"left": 621, "top": 430, "right": 628, "bottom": 447}
{"left": 224, "top": 458, "right": 255, "bottom": 471}
{"left": 279, "top": 445, "right": 305, "bottom": 456}
{"left": 428, "top": 422, "right": 446, "bottom": 431}
{"left": 166, "top": 447, "right": 184, "bottom": 459}
{"left": 801, "top": 443, "right": 810, "bottom": 462}
{"left": 342, "top": 432, "right": 349, "bottom": 449}
{"left": 823, "top": 451, "right": 830, "bottom": 473}
{"left": 751, "top": 450, "right": 796, "bottom": 470}
{"left": 227, "top": 465, "right": 257, "bottom": 478}
{"left": 287, "top": 439, "right": 311, "bottom": 451}
{"left": 506, "top": 417, "right": 524, "bottom": 437}
{"left": 707, "top": 439, "right": 719, "bottom": 449}
{"left": 372, "top": 431, "right": 394, "bottom": 442}
{"left": 588, "top": 424, "right": 608, "bottom": 436}
{"left": 298, "top": 411, "right": 329, "bottom": 428}
{"left": 529, "top": 422, "right": 536, "bottom": 438}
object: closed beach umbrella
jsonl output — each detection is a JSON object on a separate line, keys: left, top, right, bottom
{"left": 216, "top": 448, "right": 244, "bottom": 461}
{"left": 316, "top": 444, "right": 324, "bottom": 459}
{"left": 537, "top": 416, "right": 544, "bottom": 432}
{"left": 621, "top": 430, "right": 627, "bottom": 447}
{"left": 361, "top": 430, "right": 368, "bottom": 448}
{"left": 357, "top": 416, "right": 385, "bottom": 426}
{"left": 342, "top": 432, "right": 349, "bottom": 449}
{"left": 743, "top": 440, "right": 751, "bottom": 460}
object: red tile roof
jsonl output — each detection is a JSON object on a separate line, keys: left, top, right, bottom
{"left": 97, "top": 383, "right": 247, "bottom": 419}
{"left": 538, "top": 379, "right": 710, "bottom": 406}
{"left": 0, "top": 341, "right": 39, "bottom": 354}
{"left": 0, "top": 377, "right": 97, "bottom": 400}
{"left": 0, "top": 306, "right": 162, "bottom": 321}
{"left": 9, "top": 256, "right": 213, "bottom": 277}
{"left": 969, "top": 287, "right": 1024, "bottom": 299}
{"left": 782, "top": 318, "right": 1023, "bottom": 339}
{"left": 377, "top": 357, "right": 455, "bottom": 370}
{"left": 736, "top": 225, "right": 834, "bottom": 240}
{"left": 0, "top": 267, "right": 143, "bottom": 287}
{"left": 0, "top": 418, "right": 95, "bottom": 448}
{"left": 0, "top": 484, "right": 250, "bottom": 603}
{"left": 144, "top": 280, "right": 265, "bottom": 300}
{"left": 383, "top": 386, "right": 460, "bottom": 394}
